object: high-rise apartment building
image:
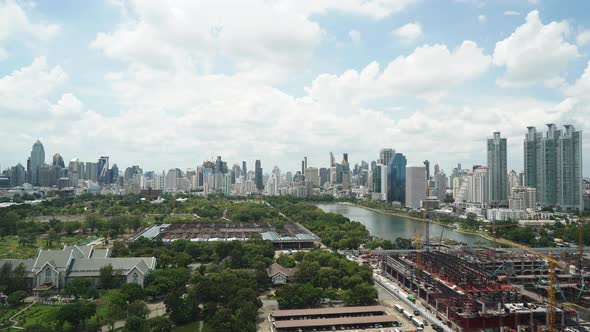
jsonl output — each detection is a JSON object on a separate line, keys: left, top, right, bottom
{"left": 524, "top": 124, "right": 583, "bottom": 211}
{"left": 509, "top": 187, "right": 537, "bottom": 210}
{"left": 85, "top": 162, "right": 98, "bottom": 182}
{"left": 30, "top": 139, "right": 45, "bottom": 185}
{"left": 487, "top": 132, "right": 508, "bottom": 206}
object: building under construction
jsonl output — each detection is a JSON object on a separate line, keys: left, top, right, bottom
{"left": 380, "top": 248, "right": 584, "bottom": 331}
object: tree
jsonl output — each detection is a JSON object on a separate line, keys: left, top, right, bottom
{"left": 127, "top": 300, "right": 149, "bottom": 319}
{"left": 125, "top": 316, "right": 146, "bottom": 332}
{"left": 121, "top": 283, "right": 145, "bottom": 302}
{"left": 64, "top": 278, "right": 97, "bottom": 299}
{"left": 84, "top": 213, "right": 100, "bottom": 233}
{"left": 64, "top": 221, "right": 82, "bottom": 235}
{"left": 99, "top": 264, "right": 116, "bottom": 289}
{"left": 8, "top": 290, "right": 27, "bottom": 306}
{"left": 56, "top": 301, "right": 97, "bottom": 328}
{"left": 148, "top": 316, "right": 172, "bottom": 332}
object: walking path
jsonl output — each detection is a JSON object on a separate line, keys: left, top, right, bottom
{"left": 0, "top": 302, "right": 36, "bottom": 331}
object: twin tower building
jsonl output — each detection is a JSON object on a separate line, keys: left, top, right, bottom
{"left": 489, "top": 124, "right": 582, "bottom": 212}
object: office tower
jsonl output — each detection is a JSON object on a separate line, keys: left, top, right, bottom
{"left": 406, "top": 166, "right": 426, "bottom": 209}
{"left": 85, "top": 162, "right": 98, "bottom": 182}
{"left": 286, "top": 171, "right": 293, "bottom": 183}
{"left": 26, "top": 157, "right": 31, "bottom": 184}
{"left": 304, "top": 167, "right": 320, "bottom": 187}
{"left": 304, "top": 157, "right": 307, "bottom": 170}
{"left": 10, "top": 163, "right": 25, "bottom": 187}
{"left": 380, "top": 148, "right": 395, "bottom": 165}
{"left": 30, "top": 139, "right": 45, "bottom": 185}
{"left": 319, "top": 168, "right": 329, "bottom": 187}
{"left": 53, "top": 153, "right": 65, "bottom": 168}
{"left": 242, "top": 161, "right": 247, "bottom": 178}
{"left": 509, "top": 187, "right": 537, "bottom": 210}
{"left": 387, "top": 153, "right": 407, "bottom": 204}
{"left": 433, "top": 169, "right": 448, "bottom": 202}
{"left": 124, "top": 166, "right": 143, "bottom": 184}
{"left": 301, "top": 160, "right": 305, "bottom": 174}
{"left": 110, "top": 164, "right": 119, "bottom": 185}
{"left": 165, "top": 169, "right": 178, "bottom": 193}
{"left": 98, "top": 156, "right": 109, "bottom": 184}
{"left": 255, "top": 160, "right": 263, "bottom": 191}
{"left": 524, "top": 124, "right": 583, "bottom": 211}
{"left": 330, "top": 152, "right": 335, "bottom": 167}
{"left": 343, "top": 153, "right": 348, "bottom": 164}
{"left": 423, "top": 160, "right": 430, "bottom": 181}
{"left": 487, "top": 132, "right": 508, "bottom": 206}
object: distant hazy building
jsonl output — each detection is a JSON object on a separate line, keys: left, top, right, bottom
{"left": 10, "top": 163, "right": 25, "bottom": 187}
{"left": 487, "top": 132, "right": 508, "bottom": 206}
{"left": 255, "top": 160, "right": 263, "bottom": 191}
{"left": 98, "top": 156, "right": 109, "bottom": 184}
{"left": 68, "top": 159, "right": 83, "bottom": 187}
{"left": 304, "top": 167, "right": 320, "bottom": 187}
{"left": 30, "top": 139, "right": 45, "bottom": 185}
{"left": 509, "top": 186, "right": 537, "bottom": 210}
{"left": 319, "top": 168, "right": 329, "bottom": 187}
{"left": 524, "top": 124, "right": 583, "bottom": 211}
{"left": 85, "top": 162, "right": 98, "bottom": 182}
{"left": 379, "top": 148, "right": 395, "bottom": 165}
{"left": 53, "top": 153, "right": 65, "bottom": 168}
{"left": 372, "top": 164, "right": 387, "bottom": 201}
{"left": 406, "top": 166, "right": 426, "bottom": 209}
{"left": 165, "top": 169, "right": 178, "bottom": 193}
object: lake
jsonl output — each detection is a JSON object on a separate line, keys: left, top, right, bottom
{"left": 316, "top": 203, "right": 491, "bottom": 247}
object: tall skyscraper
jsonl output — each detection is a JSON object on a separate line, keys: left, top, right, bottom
{"left": 304, "top": 167, "right": 320, "bottom": 187}
{"left": 110, "top": 164, "right": 119, "bottom": 185}
{"left": 98, "top": 156, "right": 109, "bottom": 184}
{"left": 330, "top": 152, "right": 335, "bottom": 167}
{"left": 319, "top": 168, "right": 329, "bottom": 187}
{"left": 242, "top": 161, "right": 247, "bottom": 178}
{"left": 487, "top": 132, "right": 508, "bottom": 206}
{"left": 53, "top": 153, "right": 65, "bottom": 168}
{"left": 524, "top": 124, "right": 583, "bottom": 211}
{"left": 30, "top": 139, "right": 45, "bottom": 185}
{"left": 423, "top": 160, "right": 430, "bottom": 180}
{"left": 387, "top": 153, "right": 407, "bottom": 204}
{"left": 406, "top": 166, "right": 426, "bottom": 209}
{"left": 255, "top": 160, "right": 263, "bottom": 191}
{"left": 379, "top": 148, "right": 395, "bottom": 165}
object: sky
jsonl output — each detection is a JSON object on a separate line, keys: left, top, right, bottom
{"left": 1, "top": 0, "right": 590, "bottom": 175}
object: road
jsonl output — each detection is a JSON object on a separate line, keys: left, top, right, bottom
{"left": 374, "top": 272, "right": 455, "bottom": 332}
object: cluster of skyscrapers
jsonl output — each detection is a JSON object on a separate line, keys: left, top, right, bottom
{"left": 0, "top": 124, "right": 585, "bottom": 214}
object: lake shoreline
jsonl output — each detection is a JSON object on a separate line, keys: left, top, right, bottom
{"left": 324, "top": 202, "right": 493, "bottom": 245}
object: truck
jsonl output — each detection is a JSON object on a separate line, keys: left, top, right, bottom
{"left": 394, "top": 304, "right": 404, "bottom": 313}
{"left": 403, "top": 311, "right": 413, "bottom": 320}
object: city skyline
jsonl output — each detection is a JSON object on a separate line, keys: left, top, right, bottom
{"left": 1, "top": 1, "right": 590, "bottom": 174}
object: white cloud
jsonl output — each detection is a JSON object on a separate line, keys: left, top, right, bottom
{"left": 493, "top": 10, "right": 579, "bottom": 87}
{"left": 577, "top": 29, "right": 590, "bottom": 46}
{"left": 0, "top": 0, "right": 60, "bottom": 59}
{"left": 349, "top": 29, "right": 361, "bottom": 45}
{"left": 391, "top": 22, "right": 423, "bottom": 41}
{"left": 504, "top": 10, "right": 520, "bottom": 16}
{"left": 478, "top": 15, "right": 486, "bottom": 23}
{"left": 91, "top": 0, "right": 415, "bottom": 83}
{"left": 307, "top": 41, "right": 491, "bottom": 103}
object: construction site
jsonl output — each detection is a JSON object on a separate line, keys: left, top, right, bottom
{"left": 378, "top": 240, "right": 590, "bottom": 332}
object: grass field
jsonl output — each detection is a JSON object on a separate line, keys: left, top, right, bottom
{"left": 0, "top": 304, "right": 26, "bottom": 323}
{"left": 172, "top": 321, "right": 204, "bottom": 332}
{"left": 0, "top": 234, "right": 93, "bottom": 259}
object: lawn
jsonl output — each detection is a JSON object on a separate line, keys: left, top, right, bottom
{"left": 0, "top": 234, "right": 94, "bottom": 259}
{"left": 172, "top": 321, "right": 204, "bottom": 332}
{"left": 0, "top": 304, "right": 26, "bottom": 323}
{"left": 14, "top": 304, "right": 60, "bottom": 328}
